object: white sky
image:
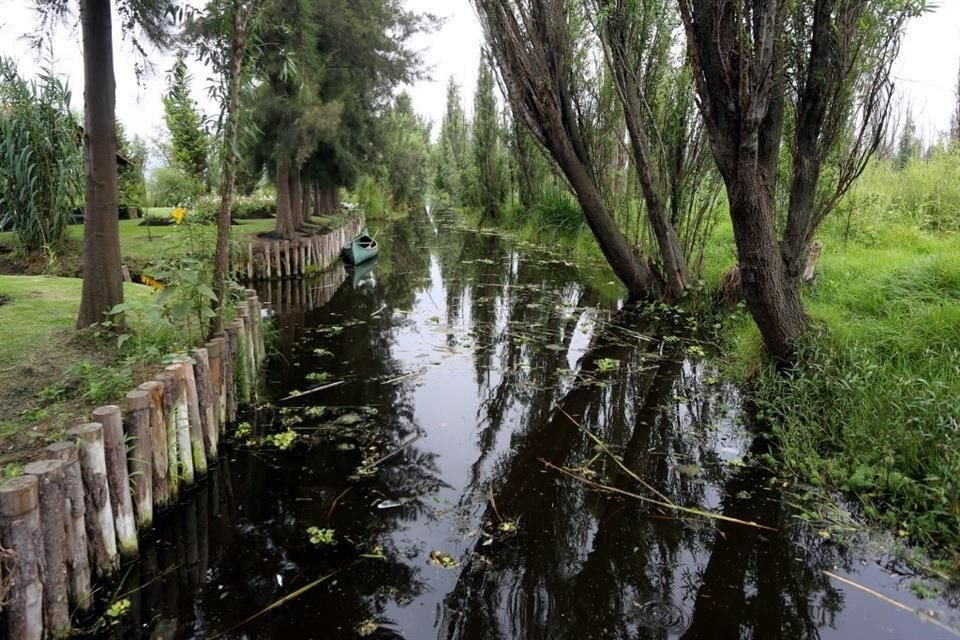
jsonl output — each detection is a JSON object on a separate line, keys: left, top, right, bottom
{"left": 1, "top": 0, "right": 957, "bottom": 148}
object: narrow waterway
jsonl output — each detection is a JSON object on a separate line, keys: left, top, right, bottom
{"left": 105, "top": 211, "right": 958, "bottom": 639}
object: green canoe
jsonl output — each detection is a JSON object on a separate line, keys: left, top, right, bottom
{"left": 341, "top": 229, "right": 379, "bottom": 265}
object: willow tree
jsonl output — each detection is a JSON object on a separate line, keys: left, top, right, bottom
{"left": 186, "top": 0, "right": 270, "bottom": 330}
{"left": 33, "top": 0, "right": 175, "bottom": 327}
{"left": 470, "top": 0, "right": 662, "bottom": 296}
{"left": 679, "top": 0, "right": 922, "bottom": 360}
{"left": 587, "top": 0, "right": 717, "bottom": 298}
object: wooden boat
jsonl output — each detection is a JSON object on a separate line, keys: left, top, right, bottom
{"left": 341, "top": 229, "right": 379, "bottom": 265}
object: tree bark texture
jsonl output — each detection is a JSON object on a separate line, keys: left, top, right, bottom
{"left": 275, "top": 159, "right": 297, "bottom": 238}
{"left": 22, "top": 460, "right": 71, "bottom": 638}
{"left": 44, "top": 441, "right": 92, "bottom": 612}
{"left": 77, "top": 0, "right": 123, "bottom": 328}
{"left": 289, "top": 168, "right": 303, "bottom": 230}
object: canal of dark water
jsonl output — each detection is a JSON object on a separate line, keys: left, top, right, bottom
{"left": 102, "top": 211, "right": 959, "bottom": 639}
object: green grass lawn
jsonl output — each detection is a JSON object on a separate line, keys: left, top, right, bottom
{"left": 0, "top": 276, "right": 164, "bottom": 472}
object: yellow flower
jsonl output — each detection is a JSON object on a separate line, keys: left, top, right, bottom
{"left": 140, "top": 275, "right": 165, "bottom": 289}
{"left": 171, "top": 207, "right": 186, "bottom": 224}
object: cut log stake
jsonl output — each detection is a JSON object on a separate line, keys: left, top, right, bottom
{"left": 0, "top": 475, "right": 43, "bottom": 640}
{"left": 139, "top": 381, "right": 170, "bottom": 509}
{"left": 45, "top": 441, "right": 92, "bottom": 612}
{"left": 124, "top": 389, "right": 154, "bottom": 529}
{"left": 93, "top": 405, "right": 138, "bottom": 558}
{"left": 208, "top": 337, "right": 226, "bottom": 434}
{"left": 159, "top": 373, "right": 181, "bottom": 502}
{"left": 180, "top": 357, "right": 208, "bottom": 477}
{"left": 67, "top": 423, "right": 119, "bottom": 578}
{"left": 224, "top": 324, "right": 240, "bottom": 422}
{"left": 193, "top": 347, "right": 218, "bottom": 459}
{"left": 212, "top": 333, "right": 229, "bottom": 429}
{"left": 165, "top": 364, "right": 195, "bottom": 488}
{"left": 22, "top": 459, "right": 71, "bottom": 638}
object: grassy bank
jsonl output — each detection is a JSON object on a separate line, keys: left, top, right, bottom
{"left": 0, "top": 276, "right": 178, "bottom": 474}
{"left": 0, "top": 210, "right": 348, "bottom": 276}
{"left": 458, "top": 153, "right": 960, "bottom": 568}
{"left": 727, "top": 158, "right": 960, "bottom": 568}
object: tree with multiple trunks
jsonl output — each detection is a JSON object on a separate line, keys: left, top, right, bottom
{"left": 678, "top": 0, "right": 923, "bottom": 360}
{"left": 251, "top": 0, "right": 435, "bottom": 232}
{"left": 588, "top": 0, "right": 716, "bottom": 299}
{"left": 470, "top": 0, "right": 667, "bottom": 297}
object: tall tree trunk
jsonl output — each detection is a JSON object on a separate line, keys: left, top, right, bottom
{"left": 289, "top": 169, "right": 302, "bottom": 230}
{"left": 77, "top": 0, "right": 123, "bottom": 329}
{"left": 728, "top": 176, "right": 807, "bottom": 361}
{"left": 211, "top": 7, "right": 249, "bottom": 335}
{"left": 301, "top": 180, "right": 311, "bottom": 226}
{"left": 314, "top": 183, "right": 322, "bottom": 217}
{"left": 551, "top": 140, "right": 661, "bottom": 298}
{"left": 274, "top": 159, "right": 296, "bottom": 238}
{"left": 621, "top": 105, "right": 690, "bottom": 300}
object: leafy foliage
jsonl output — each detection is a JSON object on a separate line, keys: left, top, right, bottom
{"left": 0, "top": 58, "right": 83, "bottom": 253}
{"left": 148, "top": 166, "right": 204, "bottom": 207}
{"left": 465, "top": 56, "right": 509, "bottom": 221}
{"left": 163, "top": 54, "right": 210, "bottom": 187}
{"left": 378, "top": 93, "right": 432, "bottom": 210}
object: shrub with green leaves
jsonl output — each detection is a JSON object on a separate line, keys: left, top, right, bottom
{"left": 147, "top": 166, "right": 204, "bottom": 207}
{"left": 0, "top": 58, "right": 83, "bottom": 253}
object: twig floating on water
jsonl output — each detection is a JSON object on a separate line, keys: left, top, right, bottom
{"left": 383, "top": 368, "right": 426, "bottom": 385}
{"left": 539, "top": 458, "right": 776, "bottom": 532}
{"left": 326, "top": 486, "right": 352, "bottom": 521}
{"left": 280, "top": 380, "right": 344, "bottom": 402}
{"left": 370, "top": 304, "right": 388, "bottom": 317}
{"left": 559, "top": 409, "right": 675, "bottom": 506}
{"left": 822, "top": 571, "right": 960, "bottom": 637}
{"left": 361, "top": 433, "right": 423, "bottom": 470}
{"left": 209, "top": 561, "right": 364, "bottom": 639}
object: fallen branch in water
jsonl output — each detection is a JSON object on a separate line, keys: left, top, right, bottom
{"left": 382, "top": 367, "right": 427, "bottom": 385}
{"left": 488, "top": 484, "right": 504, "bottom": 523}
{"left": 822, "top": 570, "right": 960, "bottom": 637}
{"left": 559, "top": 409, "right": 674, "bottom": 506}
{"left": 210, "top": 561, "right": 364, "bottom": 639}
{"left": 326, "top": 486, "right": 352, "bottom": 521}
{"left": 361, "top": 433, "right": 423, "bottom": 471}
{"left": 280, "top": 380, "right": 344, "bottom": 401}
{"left": 539, "top": 459, "right": 776, "bottom": 532}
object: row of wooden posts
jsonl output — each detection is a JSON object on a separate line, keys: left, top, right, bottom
{"left": 0, "top": 290, "right": 266, "bottom": 640}
{"left": 239, "top": 216, "right": 365, "bottom": 282}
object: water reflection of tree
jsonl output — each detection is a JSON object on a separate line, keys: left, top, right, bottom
{"left": 440, "top": 303, "right": 846, "bottom": 640}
